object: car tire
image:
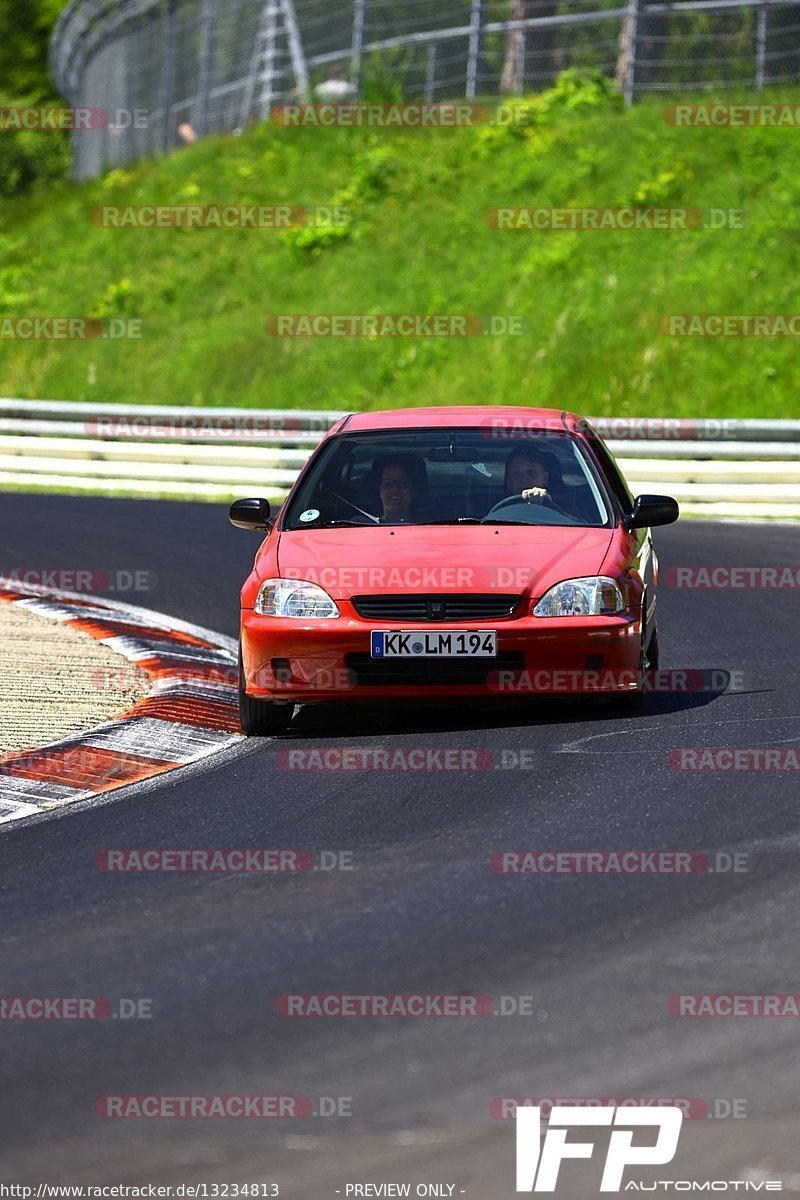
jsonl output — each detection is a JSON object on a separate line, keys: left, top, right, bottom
{"left": 238, "top": 649, "right": 292, "bottom": 735}
{"left": 615, "top": 687, "right": 645, "bottom": 713}
{"left": 645, "top": 624, "right": 659, "bottom": 671}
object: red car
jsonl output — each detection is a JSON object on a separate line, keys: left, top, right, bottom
{"left": 230, "top": 406, "right": 678, "bottom": 733}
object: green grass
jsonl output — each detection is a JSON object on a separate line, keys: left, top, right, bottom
{"left": 2, "top": 71, "right": 800, "bottom": 418}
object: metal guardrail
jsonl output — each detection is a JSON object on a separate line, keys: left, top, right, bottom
{"left": 1, "top": 400, "right": 797, "bottom": 519}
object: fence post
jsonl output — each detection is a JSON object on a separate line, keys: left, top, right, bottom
{"left": 515, "top": 28, "right": 526, "bottom": 94}
{"left": 755, "top": 4, "right": 767, "bottom": 89}
{"left": 195, "top": 0, "right": 219, "bottom": 138}
{"left": 615, "top": 0, "right": 644, "bottom": 106}
{"left": 281, "top": 0, "right": 311, "bottom": 103}
{"left": 130, "top": 7, "right": 150, "bottom": 162}
{"left": 160, "top": 0, "right": 178, "bottom": 151}
{"left": 425, "top": 41, "right": 438, "bottom": 103}
{"left": 466, "top": 0, "right": 482, "bottom": 100}
{"left": 350, "top": 0, "right": 367, "bottom": 97}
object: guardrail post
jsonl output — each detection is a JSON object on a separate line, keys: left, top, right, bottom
{"left": 755, "top": 4, "right": 767, "bottom": 89}
{"left": 466, "top": 0, "right": 483, "bottom": 100}
{"left": 160, "top": 0, "right": 178, "bottom": 151}
{"left": 350, "top": 0, "right": 367, "bottom": 97}
{"left": 616, "top": 0, "right": 644, "bottom": 105}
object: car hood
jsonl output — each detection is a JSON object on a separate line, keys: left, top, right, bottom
{"left": 273, "top": 524, "right": 615, "bottom": 600}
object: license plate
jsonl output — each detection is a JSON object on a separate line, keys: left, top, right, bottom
{"left": 371, "top": 630, "right": 497, "bottom": 658}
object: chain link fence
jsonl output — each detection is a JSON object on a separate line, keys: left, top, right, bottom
{"left": 50, "top": 0, "right": 800, "bottom": 179}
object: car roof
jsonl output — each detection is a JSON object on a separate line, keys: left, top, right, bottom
{"left": 329, "top": 406, "right": 587, "bottom": 434}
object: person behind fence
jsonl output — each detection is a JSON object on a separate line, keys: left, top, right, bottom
{"left": 314, "top": 64, "right": 357, "bottom": 103}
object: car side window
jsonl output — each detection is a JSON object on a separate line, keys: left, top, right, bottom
{"left": 584, "top": 428, "right": 634, "bottom": 514}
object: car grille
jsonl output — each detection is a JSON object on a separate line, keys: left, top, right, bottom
{"left": 345, "top": 652, "right": 525, "bottom": 687}
{"left": 351, "top": 594, "right": 521, "bottom": 622}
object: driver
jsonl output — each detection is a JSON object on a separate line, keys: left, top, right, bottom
{"left": 504, "top": 445, "right": 553, "bottom": 505}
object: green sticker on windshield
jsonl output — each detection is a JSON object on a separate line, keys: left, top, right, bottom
{"left": 299, "top": 508, "right": 320, "bottom": 523}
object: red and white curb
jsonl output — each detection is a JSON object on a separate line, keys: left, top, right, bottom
{"left": 0, "top": 578, "right": 243, "bottom": 826}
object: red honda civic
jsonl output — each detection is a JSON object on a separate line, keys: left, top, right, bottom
{"left": 230, "top": 406, "right": 678, "bottom": 733}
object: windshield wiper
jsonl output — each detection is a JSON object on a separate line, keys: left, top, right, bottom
{"left": 423, "top": 517, "right": 483, "bottom": 525}
{"left": 325, "top": 490, "right": 380, "bottom": 524}
{"left": 308, "top": 519, "right": 377, "bottom": 528}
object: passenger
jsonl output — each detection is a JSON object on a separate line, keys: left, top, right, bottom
{"left": 375, "top": 455, "right": 428, "bottom": 524}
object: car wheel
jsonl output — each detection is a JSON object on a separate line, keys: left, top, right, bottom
{"left": 238, "top": 649, "right": 292, "bottom": 736}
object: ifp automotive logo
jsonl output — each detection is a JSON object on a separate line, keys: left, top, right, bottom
{"left": 515, "top": 1104, "right": 683, "bottom": 1191}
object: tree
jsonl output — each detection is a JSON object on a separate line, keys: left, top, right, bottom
{"left": 501, "top": 0, "right": 526, "bottom": 93}
{"left": 500, "top": 0, "right": 558, "bottom": 94}
{"left": 0, "top": 0, "right": 67, "bottom": 100}
{"left": 0, "top": 0, "right": 71, "bottom": 200}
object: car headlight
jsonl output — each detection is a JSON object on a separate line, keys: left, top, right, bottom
{"left": 533, "top": 576, "right": 625, "bottom": 617}
{"left": 255, "top": 579, "right": 339, "bottom": 618}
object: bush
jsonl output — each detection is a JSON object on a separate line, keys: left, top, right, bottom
{"left": 281, "top": 145, "right": 396, "bottom": 258}
{"left": 360, "top": 51, "right": 406, "bottom": 106}
{"left": 0, "top": 92, "right": 71, "bottom": 200}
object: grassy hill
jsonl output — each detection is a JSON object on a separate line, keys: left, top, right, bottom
{"left": 1, "top": 72, "right": 799, "bottom": 418}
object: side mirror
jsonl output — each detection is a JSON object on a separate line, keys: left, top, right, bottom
{"left": 229, "top": 497, "right": 272, "bottom": 532}
{"left": 624, "top": 494, "right": 679, "bottom": 531}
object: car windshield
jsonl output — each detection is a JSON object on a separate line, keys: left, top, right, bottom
{"left": 283, "top": 428, "right": 611, "bottom": 530}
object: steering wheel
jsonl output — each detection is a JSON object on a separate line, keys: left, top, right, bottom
{"left": 483, "top": 493, "right": 561, "bottom": 520}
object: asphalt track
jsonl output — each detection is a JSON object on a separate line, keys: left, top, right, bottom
{"left": 1, "top": 494, "right": 800, "bottom": 1196}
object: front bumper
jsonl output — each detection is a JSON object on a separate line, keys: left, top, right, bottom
{"left": 240, "top": 607, "right": 643, "bottom": 703}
